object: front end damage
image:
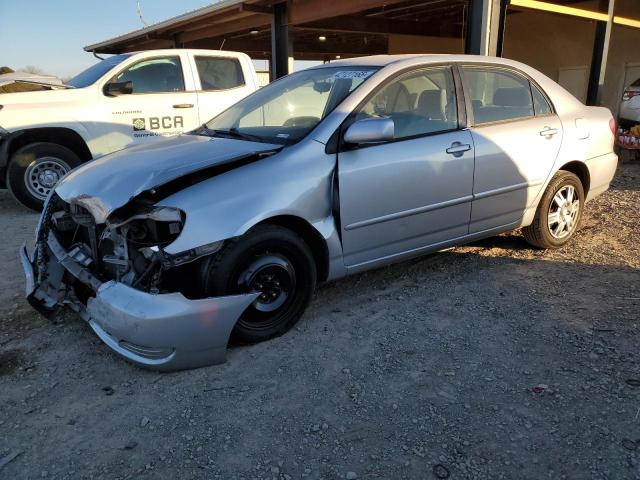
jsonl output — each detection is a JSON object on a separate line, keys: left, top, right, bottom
{"left": 22, "top": 193, "right": 258, "bottom": 370}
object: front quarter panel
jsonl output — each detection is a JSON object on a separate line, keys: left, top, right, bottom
{"left": 158, "top": 139, "right": 336, "bottom": 254}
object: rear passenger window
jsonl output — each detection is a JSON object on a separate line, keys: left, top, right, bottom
{"left": 532, "top": 85, "right": 553, "bottom": 116}
{"left": 356, "top": 67, "right": 458, "bottom": 140}
{"left": 195, "top": 56, "right": 245, "bottom": 91}
{"left": 463, "top": 67, "right": 534, "bottom": 125}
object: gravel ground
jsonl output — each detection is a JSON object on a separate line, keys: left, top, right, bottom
{"left": 1, "top": 163, "right": 639, "bottom": 480}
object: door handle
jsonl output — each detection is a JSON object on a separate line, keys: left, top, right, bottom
{"left": 173, "top": 103, "right": 194, "bottom": 109}
{"left": 446, "top": 142, "right": 472, "bottom": 157}
{"left": 539, "top": 126, "right": 559, "bottom": 137}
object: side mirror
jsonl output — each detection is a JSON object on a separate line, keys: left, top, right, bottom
{"left": 343, "top": 117, "right": 394, "bottom": 145}
{"left": 104, "top": 81, "right": 133, "bottom": 97}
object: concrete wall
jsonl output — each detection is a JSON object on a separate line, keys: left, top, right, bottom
{"left": 502, "top": 8, "right": 596, "bottom": 100}
{"left": 501, "top": 1, "right": 640, "bottom": 113}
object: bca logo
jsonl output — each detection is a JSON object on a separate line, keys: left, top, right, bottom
{"left": 132, "top": 118, "right": 146, "bottom": 131}
{"left": 132, "top": 116, "right": 184, "bottom": 131}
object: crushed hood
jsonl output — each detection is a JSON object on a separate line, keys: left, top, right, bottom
{"left": 54, "top": 134, "right": 281, "bottom": 223}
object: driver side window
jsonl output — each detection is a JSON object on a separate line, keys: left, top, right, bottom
{"left": 357, "top": 67, "right": 458, "bottom": 140}
{"left": 110, "top": 56, "right": 185, "bottom": 94}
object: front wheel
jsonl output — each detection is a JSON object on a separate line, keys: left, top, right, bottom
{"left": 6, "top": 142, "right": 82, "bottom": 211}
{"left": 201, "top": 225, "right": 317, "bottom": 344}
{"left": 523, "top": 170, "right": 584, "bottom": 249}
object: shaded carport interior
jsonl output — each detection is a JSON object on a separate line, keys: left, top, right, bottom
{"left": 84, "top": 0, "right": 639, "bottom": 109}
{"left": 84, "top": 0, "right": 471, "bottom": 76}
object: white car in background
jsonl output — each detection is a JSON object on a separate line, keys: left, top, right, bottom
{"left": 619, "top": 78, "right": 640, "bottom": 129}
{"left": 0, "top": 49, "right": 259, "bottom": 210}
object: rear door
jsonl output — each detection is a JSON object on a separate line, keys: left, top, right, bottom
{"left": 189, "top": 54, "right": 257, "bottom": 123}
{"left": 460, "top": 65, "right": 562, "bottom": 233}
{"left": 101, "top": 53, "right": 199, "bottom": 152}
{"left": 338, "top": 65, "right": 475, "bottom": 267}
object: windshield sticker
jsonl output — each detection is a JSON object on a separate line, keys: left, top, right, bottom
{"left": 333, "top": 71, "right": 374, "bottom": 80}
{"left": 276, "top": 133, "right": 290, "bottom": 138}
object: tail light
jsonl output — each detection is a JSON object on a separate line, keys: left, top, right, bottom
{"left": 609, "top": 117, "right": 617, "bottom": 136}
{"left": 623, "top": 90, "right": 639, "bottom": 101}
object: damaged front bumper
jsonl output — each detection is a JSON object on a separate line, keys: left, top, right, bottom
{"left": 20, "top": 233, "right": 258, "bottom": 371}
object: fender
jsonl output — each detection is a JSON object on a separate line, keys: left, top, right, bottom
{"left": 156, "top": 139, "right": 343, "bottom": 271}
{"left": 0, "top": 124, "right": 94, "bottom": 171}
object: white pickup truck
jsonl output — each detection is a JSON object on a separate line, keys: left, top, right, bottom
{"left": 0, "top": 49, "right": 259, "bottom": 209}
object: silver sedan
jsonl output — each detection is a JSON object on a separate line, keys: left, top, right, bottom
{"left": 22, "top": 55, "right": 618, "bottom": 370}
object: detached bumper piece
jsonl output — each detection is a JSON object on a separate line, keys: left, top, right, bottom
{"left": 21, "top": 233, "right": 258, "bottom": 371}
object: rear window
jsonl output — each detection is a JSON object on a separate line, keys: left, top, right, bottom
{"left": 532, "top": 85, "right": 553, "bottom": 116}
{"left": 195, "top": 56, "right": 245, "bottom": 91}
{"left": 631, "top": 78, "right": 640, "bottom": 87}
{"left": 462, "top": 67, "right": 534, "bottom": 125}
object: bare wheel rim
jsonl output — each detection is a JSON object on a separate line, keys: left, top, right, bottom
{"left": 24, "top": 157, "right": 71, "bottom": 200}
{"left": 235, "top": 253, "right": 297, "bottom": 330}
{"left": 547, "top": 185, "right": 580, "bottom": 240}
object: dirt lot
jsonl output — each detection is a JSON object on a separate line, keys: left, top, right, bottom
{"left": 1, "top": 163, "right": 639, "bottom": 480}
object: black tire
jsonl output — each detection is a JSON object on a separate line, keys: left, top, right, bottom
{"left": 523, "top": 170, "right": 585, "bottom": 249}
{"left": 201, "top": 225, "right": 317, "bottom": 344}
{"left": 6, "top": 142, "right": 82, "bottom": 211}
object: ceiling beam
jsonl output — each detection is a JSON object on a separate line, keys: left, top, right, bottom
{"left": 177, "top": 14, "right": 271, "bottom": 43}
{"left": 289, "top": 0, "right": 409, "bottom": 25}
{"left": 299, "top": 14, "right": 457, "bottom": 36}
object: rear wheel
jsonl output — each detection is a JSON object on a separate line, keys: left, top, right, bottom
{"left": 201, "top": 225, "right": 317, "bottom": 344}
{"left": 6, "top": 142, "right": 82, "bottom": 211}
{"left": 523, "top": 170, "right": 584, "bottom": 249}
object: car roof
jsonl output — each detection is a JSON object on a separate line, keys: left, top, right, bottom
{"left": 312, "top": 54, "right": 528, "bottom": 70}
{"left": 126, "top": 49, "right": 251, "bottom": 59}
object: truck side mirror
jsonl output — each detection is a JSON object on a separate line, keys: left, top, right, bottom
{"left": 104, "top": 81, "right": 133, "bottom": 97}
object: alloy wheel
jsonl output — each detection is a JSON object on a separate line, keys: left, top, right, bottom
{"left": 547, "top": 185, "right": 580, "bottom": 239}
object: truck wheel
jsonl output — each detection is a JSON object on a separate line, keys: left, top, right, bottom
{"left": 6, "top": 142, "right": 82, "bottom": 211}
{"left": 201, "top": 225, "right": 317, "bottom": 344}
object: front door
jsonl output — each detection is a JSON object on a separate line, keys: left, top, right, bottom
{"left": 338, "top": 66, "right": 475, "bottom": 267}
{"left": 460, "top": 65, "right": 562, "bottom": 233}
{"left": 102, "top": 53, "right": 199, "bottom": 152}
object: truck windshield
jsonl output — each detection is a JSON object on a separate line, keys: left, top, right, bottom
{"left": 66, "top": 54, "right": 133, "bottom": 88}
{"left": 203, "top": 66, "right": 379, "bottom": 145}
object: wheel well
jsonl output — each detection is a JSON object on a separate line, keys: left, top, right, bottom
{"left": 8, "top": 128, "right": 92, "bottom": 163}
{"left": 559, "top": 161, "right": 590, "bottom": 196}
{"left": 258, "top": 215, "right": 330, "bottom": 282}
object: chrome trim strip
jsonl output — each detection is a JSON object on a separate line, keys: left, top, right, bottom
{"left": 473, "top": 180, "right": 544, "bottom": 200}
{"left": 344, "top": 195, "right": 473, "bottom": 231}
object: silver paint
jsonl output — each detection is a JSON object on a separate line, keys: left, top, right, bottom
{"left": 23, "top": 54, "right": 619, "bottom": 370}
{"left": 84, "top": 282, "right": 259, "bottom": 370}
{"left": 343, "top": 117, "right": 395, "bottom": 144}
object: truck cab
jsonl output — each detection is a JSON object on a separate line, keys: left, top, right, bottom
{"left": 0, "top": 49, "right": 259, "bottom": 210}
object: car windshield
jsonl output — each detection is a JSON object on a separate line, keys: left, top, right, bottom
{"left": 66, "top": 54, "right": 133, "bottom": 88}
{"left": 202, "top": 66, "right": 379, "bottom": 145}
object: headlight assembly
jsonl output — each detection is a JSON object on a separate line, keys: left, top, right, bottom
{"left": 110, "top": 206, "right": 185, "bottom": 248}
